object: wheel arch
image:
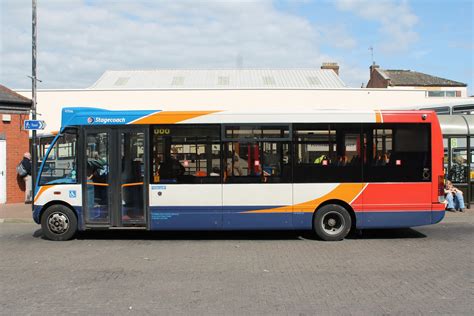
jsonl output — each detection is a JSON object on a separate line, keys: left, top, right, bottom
{"left": 38, "top": 200, "right": 78, "bottom": 224}
{"left": 313, "top": 199, "right": 356, "bottom": 230}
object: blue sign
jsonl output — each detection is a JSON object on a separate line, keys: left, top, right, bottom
{"left": 24, "top": 120, "right": 46, "bottom": 130}
{"left": 69, "top": 190, "right": 77, "bottom": 198}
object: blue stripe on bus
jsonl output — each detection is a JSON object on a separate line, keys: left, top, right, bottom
{"left": 431, "top": 210, "right": 445, "bottom": 224}
{"left": 61, "top": 107, "right": 157, "bottom": 128}
{"left": 34, "top": 204, "right": 443, "bottom": 231}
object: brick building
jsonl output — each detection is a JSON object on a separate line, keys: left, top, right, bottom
{"left": 367, "top": 64, "right": 468, "bottom": 98}
{"left": 0, "top": 84, "right": 32, "bottom": 204}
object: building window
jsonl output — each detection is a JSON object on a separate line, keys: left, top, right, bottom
{"left": 427, "top": 91, "right": 445, "bottom": 97}
{"left": 427, "top": 90, "right": 459, "bottom": 98}
{"left": 445, "top": 91, "right": 456, "bottom": 97}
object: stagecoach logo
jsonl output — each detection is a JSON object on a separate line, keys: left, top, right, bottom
{"left": 87, "top": 116, "right": 126, "bottom": 125}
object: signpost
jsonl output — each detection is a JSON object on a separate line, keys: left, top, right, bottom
{"left": 24, "top": 120, "right": 46, "bottom": 130}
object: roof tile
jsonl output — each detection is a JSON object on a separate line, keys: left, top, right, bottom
{"left": 380, "top": 69, "right": 466, "bottom": 87}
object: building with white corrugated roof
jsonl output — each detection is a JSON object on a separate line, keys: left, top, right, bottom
{"left": 89, "top": 68, "right": 346, "bottom": 90}
{"left": 15, "top": 64, "right": 472, "bottom": 136}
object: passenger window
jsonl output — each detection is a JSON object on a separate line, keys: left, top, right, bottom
{"left": 224, "top": 141, "right": 291, "bottom": 183}
{"left": 363, "top": 124, "right": 431, "bottom": 182}
{"left": 222, "top": 124, "right": 291, "bottom": 183}
{"left": 151, "top": 125, "right": 221, "bottom": 184}
{"left": 293, "top": 124, "right": 362, "bottom": 183}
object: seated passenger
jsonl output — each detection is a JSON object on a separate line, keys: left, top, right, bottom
{"left": 313, "top": 154, "right": 327, "bottom": 164}
{"left": 159, "top": 148, "right": 185, "bottom": 179}
{"left": 445, "top": 180, "right": 465, "bottom": 212}
{"left": 337, "top": 156, "right": 348, "bottom": 166}
{"left": 210, "top": 167, "right": 220, "bottom": 176}
{"left": 350, "top": 155, "right": 360, "bottom": 166}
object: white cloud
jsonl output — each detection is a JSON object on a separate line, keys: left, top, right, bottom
{"left": 335, "top": 0, "right": 419, "bottom": 53}
{"left": 1, "top": 0, "right": 332, "bottom": 89}
{"left": 319, "top": 25, "right": 357, "bottom": 50}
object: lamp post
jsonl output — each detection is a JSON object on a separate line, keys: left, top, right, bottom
{"left": 31, "top": 0, "right": 38, "bottom": 207}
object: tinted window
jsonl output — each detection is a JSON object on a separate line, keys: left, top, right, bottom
{"left": 224, "top": 141, "right": 291, "bottom": 183}
{"left": 151, "top": 125, "right": 221, "bottom": 184}
{"left": 39, "top": 131, "right": 78, "bottom": 185}
{"left": 363, "top": 124, "right": 431, "bottom": 182}
{"left": 293, "top": 124, "right": 362, "bottom": 183}
{"left": 452, "top": 104, "right": 474, "bottom": 115}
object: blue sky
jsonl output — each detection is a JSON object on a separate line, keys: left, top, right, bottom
{"left": 1, "top": 0, "right": 472, "bottom": 94}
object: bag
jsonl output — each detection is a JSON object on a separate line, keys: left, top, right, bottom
{"left": 17, "top": 162, "right": 27, "bottom": 177}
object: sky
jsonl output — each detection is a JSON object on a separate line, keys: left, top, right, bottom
{"left": 0, "top": 0, "right": 473, "bottom": 94}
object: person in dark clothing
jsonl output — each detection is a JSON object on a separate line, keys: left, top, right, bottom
{"left": 21, "top": 154, "right": 32, "bottom": 175}
{"left": 159, "top": 148, "right": 185, "bottom": 181}
{"left": 449, "top": 155, "right": 466, "bottom": 183}
{"left": 21, "top": 152, "right": 32, "bottom": 203}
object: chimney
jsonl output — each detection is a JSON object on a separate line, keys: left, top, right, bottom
{"left": 321, "top": 62, "right": 339, "bottom": 76}
{"left": 370, "top": 63, "right": 379, "bottom": 75}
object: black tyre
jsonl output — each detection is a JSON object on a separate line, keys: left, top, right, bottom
{"left": 41, "top": 204, "right": 77, "bottom": 241}
{"left": 314, "top": 204, "right": 352, "bottom": 241}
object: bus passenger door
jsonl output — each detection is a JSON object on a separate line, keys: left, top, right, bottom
{"left": 84, "top": 130, "right": 113, "bottom": 225}
{"left": 83, "top": 128, "right": 148, "bottom": 228}
{"left": 117, "top": 129, "right": 147, "bottom": 226}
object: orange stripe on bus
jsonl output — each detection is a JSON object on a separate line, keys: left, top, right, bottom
{"left": 132, "top": 111, "right": 219, "bottom": 124}
{"left": 34, "top": 185, "right": 55, "bottom": 203}
{"left": 375, "top": 110, "right": 383, "bottom": 123}
{"left": 243, "top": 183, "right": 366, "bottom": 213}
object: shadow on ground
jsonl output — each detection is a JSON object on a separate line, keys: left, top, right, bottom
{"left": 33, "top": 227, "right": 426, "bottom": 241}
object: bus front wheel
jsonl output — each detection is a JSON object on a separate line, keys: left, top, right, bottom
{"left": 41, "top": 205, "right": 77, "bottom": 241}
{"left": 314, "top": 204, "right": 351, "bottom": 241}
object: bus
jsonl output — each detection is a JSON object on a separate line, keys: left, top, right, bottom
{"left": 33, "top": 107, "right": 446, "bottom": 241}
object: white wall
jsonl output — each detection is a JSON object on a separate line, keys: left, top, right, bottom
{"left": 16, "top": 88, "right": 471, "bottom": 136}
{"left": 388, "top": 86, "right": 468, "bottom": 97}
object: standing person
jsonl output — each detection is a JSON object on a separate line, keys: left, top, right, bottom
{"left": 20, "top": 152, "right": 32, "bottom": 203}
{"left": 445, "top": 180, "right": 465, "bottom": 212}
{"left": 227, "top": 153, "right": 243, "bottom": 176}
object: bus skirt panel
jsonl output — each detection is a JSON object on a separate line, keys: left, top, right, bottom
{"left": 355, "top": 210, "right": 434, "bottom": 229}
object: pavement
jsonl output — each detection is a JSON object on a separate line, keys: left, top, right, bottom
{"left": 0, "top": 202, "right": 34, "bottom": 223}
{"left": 1, "top": 212, "right": 473, "bottom": 315}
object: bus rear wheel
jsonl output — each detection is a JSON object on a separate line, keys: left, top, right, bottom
{"left": 314, "top": 204, "right": 351, "bottom": 241}
{"left": 41, "top": 205, "right": 77, "bottom": 241}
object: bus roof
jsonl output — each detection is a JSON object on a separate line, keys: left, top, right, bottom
{"left": 60, "top": 107, "right": 436, "bottom": 130}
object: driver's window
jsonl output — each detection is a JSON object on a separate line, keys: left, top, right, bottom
{"left": 38, "top": 131, "right": 78, "bottom": 185}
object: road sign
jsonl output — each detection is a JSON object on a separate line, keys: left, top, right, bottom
{"left": 24, "top": 120, "right": 46, "bottom": 130}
